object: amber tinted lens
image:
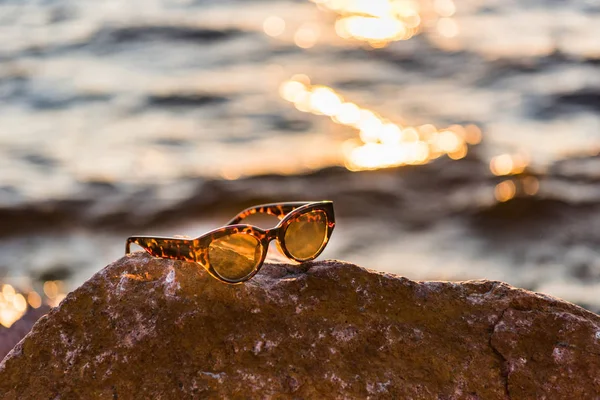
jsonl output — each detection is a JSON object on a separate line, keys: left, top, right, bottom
{"left": 284, "top": 210, "right": 328, "bottom": 260}
{"left": 208, "top": 233, "right": 262, "bottom": 281}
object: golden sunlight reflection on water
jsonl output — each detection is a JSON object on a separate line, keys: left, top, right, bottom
{"left": 263, "top": 16, "right": 286, "bottom": 37}
{"left": 0, "top": 281, "right": 65, "bottom": 328}
{"left": 522, "top": 176, "right": 540, "bottom": 196}
{"left": 279, "top": 75, "right": 480, "bottom": 171}
{"left": 309, "top": 0, "right": 457, "bottom": 47}
{"left": 262, "top": 0, "right": 460, "bottom": 49}
{"left": 0, "top": 284, "right": 28, "bottom": 328}
{"left": 493, "top": 174, "right": 540, "bottom": 203}
{"left": 264, "top": 1, "right": 546, "bottom": 180}
{"left": 43, "top": 281, "right": 67, "bottom": 307}
{"left": 489, "top": 152, "right": 540, "bottom": 203}
{"left": 495, "top": 180, "right": 516, "bottom": 203}
{"left": 279, "top": 75, "right": 538, "bottom": 205}
{"left": 294, "top": 22, "right": 321, "bottom": 48}
{"left": 490, "top": 153, "right": 529, "bottom": 176}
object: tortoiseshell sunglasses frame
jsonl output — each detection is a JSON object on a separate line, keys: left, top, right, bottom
{"left": 126, "top": 201, "right": 335, "bottom": 284}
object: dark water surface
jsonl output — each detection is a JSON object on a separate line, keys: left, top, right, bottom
{"left": 2, "top": 0, "right": 600, "bottom": 312}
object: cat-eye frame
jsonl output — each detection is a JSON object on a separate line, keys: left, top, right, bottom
{"left": 126, "top": 201, "right": 335, "bottom": 284}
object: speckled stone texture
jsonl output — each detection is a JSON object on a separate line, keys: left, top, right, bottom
{"left": 1, "top": 253, "right": 600, "bottom": 399}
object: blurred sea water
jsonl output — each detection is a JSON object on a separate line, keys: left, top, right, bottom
{"left": 3, "top": 0, "right": 600, "bottom": 319}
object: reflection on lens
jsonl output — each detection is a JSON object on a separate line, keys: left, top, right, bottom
{"left": 208, "top": 233, "right": 262, "bottom": 281}
{"left": 284, "top": 210, "right": 328, "bottom": 260}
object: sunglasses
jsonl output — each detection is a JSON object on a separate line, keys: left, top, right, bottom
{"left": 125, "top": 201, "right": 335, "bottom": 284}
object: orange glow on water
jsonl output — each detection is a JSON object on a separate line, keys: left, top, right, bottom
{"left": 490, "top": 154, "right": 529, "bottom": 176}
{"left": 294, "top": 23, "right": 321, "bottom": 48}
{"left": 336, "top": 16, "right": 411, "bottom": 44}
{"left": 27, "top": 291, "right": 42, "bottom": 309}
{"left": 313, "top": 0, "right": 421, "bottom": 46}
{"left": 493, "top": 175, "right": 539, "bottom": 203}
{"left": 346, "top": 141, "right": 431, "bottom": 169}
{"left": 463, "top": 124, "right": 482, "bottom": 145}
{"left": 0, "top": 284, "right": 27, "bottom": 328}
{"left": 263, "top": 16, "right": 286, "bottom": 37}
{"left": 260, "top": 2, "right": 462, "bottom": 49}
{"left": 43, "top": 281, "right": 59, "bottom": 299}
{"left": 280, "top": 75, "right": 480, "bottom": 171}
{"left": 437, "top": 130, "right": 462, "bottom": 152}
{"left": 308, "top": 0, "right": 459, "bottom": 47}
{"left": 309, "top": 86, "right": 343, "bottom": 116}
{"left": 522, "top": 176, "right": 540, "bottom": 196}
{"left": 2, "top": 284, "right": 15, "bottom": 300}
{"left": 0, "top": 280, "right": 67, "bottom": 327}
{"left": 495, "top": 180, "right": 516, "bottom": 202}
{"left": 43, "top": 280, "right": 66, "bottom": 307}
{"left": 279, "top": 80, "right": 307, "bottom": 102}
{"left": 334, "top": 102, "right": 361, "bottom": 125}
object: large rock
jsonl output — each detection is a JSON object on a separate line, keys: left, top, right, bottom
{"left": 1, "top": 253, "right": 600, "bottom": 399}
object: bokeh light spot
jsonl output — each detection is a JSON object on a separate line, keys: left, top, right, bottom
{"left": 28, "top": 291, "right": 42, "bottom": 309}
{"left": 495, "top": 180, "right": 517, "bottom": 202}
{"left": 294, "top": 23, "right": 320, "bottom": 49}
{"left": 523, "top": 176, "right": 540, "bottom": 196}
{"left": 263, "top": 16, "right": 286, "bottom": 37}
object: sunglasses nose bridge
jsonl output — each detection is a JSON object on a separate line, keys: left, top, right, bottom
{"left": 264, "top": 228, "right": 279, "bottom": 242}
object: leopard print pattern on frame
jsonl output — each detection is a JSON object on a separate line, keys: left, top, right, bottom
{"left": 226, "top": 202, "right": 311, "bottom": 225}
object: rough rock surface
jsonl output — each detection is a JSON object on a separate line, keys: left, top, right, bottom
{"left": 1, "top": 253, "right": 600, "bottom": 399}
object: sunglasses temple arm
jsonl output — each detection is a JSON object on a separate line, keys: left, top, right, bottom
{"left": 226, "top": 203, "right": 309, "bottom": 225}
{"left": 125, "top": 236, "right": 197, "bottom": 263}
